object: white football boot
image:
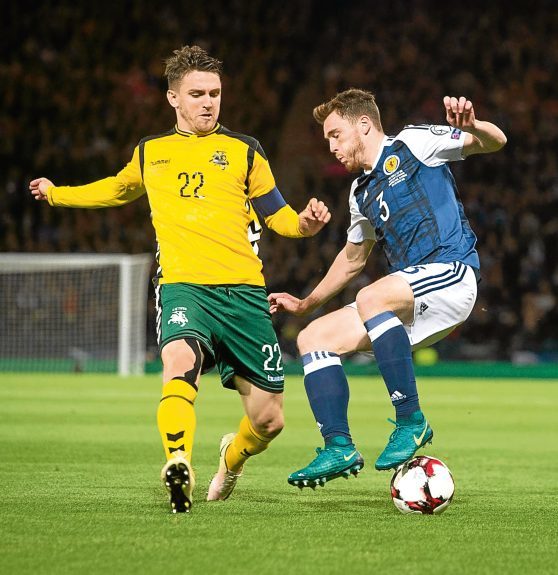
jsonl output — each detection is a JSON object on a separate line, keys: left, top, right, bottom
{"left": 207, "top": 433, "right": 243, "bottom": 501}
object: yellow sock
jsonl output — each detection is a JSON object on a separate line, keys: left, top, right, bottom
{"left": 157, "top": 378, "right": 198, "bottom": 462}
{"left": 225, "top": 416, "right": 273, "bottom": 472}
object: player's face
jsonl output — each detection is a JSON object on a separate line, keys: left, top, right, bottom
{"left": 167, "top": 71, "right": 222, "bottom": 134}
{"left": 323, "top": 112, "right": 366, "bottom": 173}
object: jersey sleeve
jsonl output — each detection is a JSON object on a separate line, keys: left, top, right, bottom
{"left": 247, "top": 141, "right": 304, "bottom": 237}
{"left": 347, "top": 179, "right": 376, "bottom": 243}
{"left": 246, "top": 142, "right": 277, "bottom": 200}
{"left": 399, "top": 125, "right": 466, "bottom": 167}
{"left": 47, "top": 146, "right": 146, "bottom": 208}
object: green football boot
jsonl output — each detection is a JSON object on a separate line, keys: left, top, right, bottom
{"left": 375, "top": 410, "right": 434, "bottom": 471}
{"left": 288, "top": 436, "right": 364, "bottom": 489}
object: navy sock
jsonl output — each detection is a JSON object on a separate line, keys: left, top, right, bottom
{"left": 301, "top": 351, "right": 353, "bottom": 446}
{"left": 364, "top": 311, "right": 419, "bottom": 418}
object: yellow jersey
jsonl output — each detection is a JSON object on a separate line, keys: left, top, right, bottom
{"left": 48, "top": 124, "right": 303, "bottom": 286}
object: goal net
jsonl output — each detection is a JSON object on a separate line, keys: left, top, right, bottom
{"left": 0, "top": 253, "right": 152, "bottom": 375}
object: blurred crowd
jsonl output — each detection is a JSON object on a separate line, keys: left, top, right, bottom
{"left": 2, "top": 1, "right": 557, "bottom": 363}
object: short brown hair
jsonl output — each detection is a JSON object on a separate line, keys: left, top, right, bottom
{"left": 313, "top": 88, "right": 382, "bottom": 130}
{"left": 164, "top": 45, "right": 223, "bottom": 88}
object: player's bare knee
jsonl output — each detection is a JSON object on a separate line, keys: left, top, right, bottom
{"left": 355, "top": 284, "right": 384, "bottom": 315}
{"left": 297, "top": 322, "right": 327, "bottom": 354}
{"left": 296, "top": 328, "right": 310, "bottom": 355}
{"left": 161, "top": 338, "right": 203, "bottom": 384}
{"left": 251, "top": 411, "right": 284, "bottom": 438}
{"left": 356, "top": 282, "right": 414, "bottom": 324}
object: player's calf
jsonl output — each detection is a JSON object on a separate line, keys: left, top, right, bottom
{"left": 206, "top": 416, "right": 276, "bottom": 502}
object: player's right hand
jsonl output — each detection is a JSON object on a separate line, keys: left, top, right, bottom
{"left": 268, "top": 292, "right": 307, "bottom": 316}
{"left": 443, "top": 96, "right": 476, "bottom": 131}
{"left": 29, "top": 177, "right": 54, "bottom": 201}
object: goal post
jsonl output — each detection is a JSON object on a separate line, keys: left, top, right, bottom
{"left": 0, "top": 253, "right": 153, "bottom": 375}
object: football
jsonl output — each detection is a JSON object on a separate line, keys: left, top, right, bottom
{"left": 390, "top": 456, "right": 455, "bottom": 514}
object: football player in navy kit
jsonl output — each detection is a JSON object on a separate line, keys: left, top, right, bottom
{"left": 269, "top": 89, "right": 506, "bottom": 487}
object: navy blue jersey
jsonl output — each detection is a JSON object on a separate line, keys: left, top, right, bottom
{"left": 347, "top": 125, "right": 480, "bottom": 273}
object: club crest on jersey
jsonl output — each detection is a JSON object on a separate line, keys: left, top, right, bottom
{"left": 383, "top": 155, "right": 400, "bottom": 175}
{"left": 210, "top": 151, "right": 229, "bottom": 170}
{"left": 168, "top": 307, "right": 189, "bottom": 327}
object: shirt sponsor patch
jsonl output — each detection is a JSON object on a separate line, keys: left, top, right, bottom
{"left": 451, "top": 128, "right": 462, "bottom": 139}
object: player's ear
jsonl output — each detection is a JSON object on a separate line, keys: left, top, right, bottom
{"left": 167, "top": 89, "right": 179, "bottom": 109}
{"left": 358, "top": 115, "right": 371, "bottom": 135}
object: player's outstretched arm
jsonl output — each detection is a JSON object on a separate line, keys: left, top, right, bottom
{"left": 443, "top": 96, "right": 507, "bottom": 156}
{"left": 297, "top": 197, "right": 331, "bottom": 237}
{"left": 29, "top": 175, "right": 145, "bottom": 208}
{"left": 29, "top": 177, "right": 54, "bottom": 201}
{"left": 268, "top": 239, "right": 373, "bottom": 316}
{"left": 29, "top": 146, "right": 145, "bottom": 209}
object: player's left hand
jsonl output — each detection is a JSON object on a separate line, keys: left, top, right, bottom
{"left": 298, "top": 198, "right": 331, "bottom": 236}
{"left": 443, "top": 96, "right": 476, "bottom": 131}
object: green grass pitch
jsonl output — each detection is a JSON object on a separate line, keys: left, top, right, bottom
{"left": 1, "top": 373, "right": 557, "bottom": 575}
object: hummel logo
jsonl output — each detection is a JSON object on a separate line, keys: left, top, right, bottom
{"left": 413, "top": 421, "right": 429, "bottom": 446}
{"left": 390, "top": 390, "right": 407, "bottom": 402}
{"left": 343, "top": 451, "right": 357, "bottom": 462}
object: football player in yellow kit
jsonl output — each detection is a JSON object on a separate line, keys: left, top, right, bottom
{"left": 30, "top": 45, "right": 331, "bottom": 513}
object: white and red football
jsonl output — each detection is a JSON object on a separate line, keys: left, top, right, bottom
{"left": 391, "top": 456, "right": 455, "bottom": 514}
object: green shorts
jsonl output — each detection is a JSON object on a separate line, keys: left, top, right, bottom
{"left": 158, "top": 283, "right": 285, "bottom": 393}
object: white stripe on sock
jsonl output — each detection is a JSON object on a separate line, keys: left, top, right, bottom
{"left": 367, "top": 316, "right": 402, "bottom": 343}
{"left": 303, "top": 355, "right": 342, "bottom": 375}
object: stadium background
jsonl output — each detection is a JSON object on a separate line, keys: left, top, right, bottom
{"left": 2, "top": 1, "right": 557, "bottom": 369}
{"left": 2, "top": 4, "right": 557, "bottom": 575}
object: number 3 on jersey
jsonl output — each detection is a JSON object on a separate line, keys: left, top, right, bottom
{"left": 376, "top": 190, "right": 390, "bottom": 221}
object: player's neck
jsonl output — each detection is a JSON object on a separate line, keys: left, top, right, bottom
{"left": 363, "top": 133, "right": 385, "bottom": 170}
{"left": 175, "top": 118, "right": 219, "bottom": 136}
